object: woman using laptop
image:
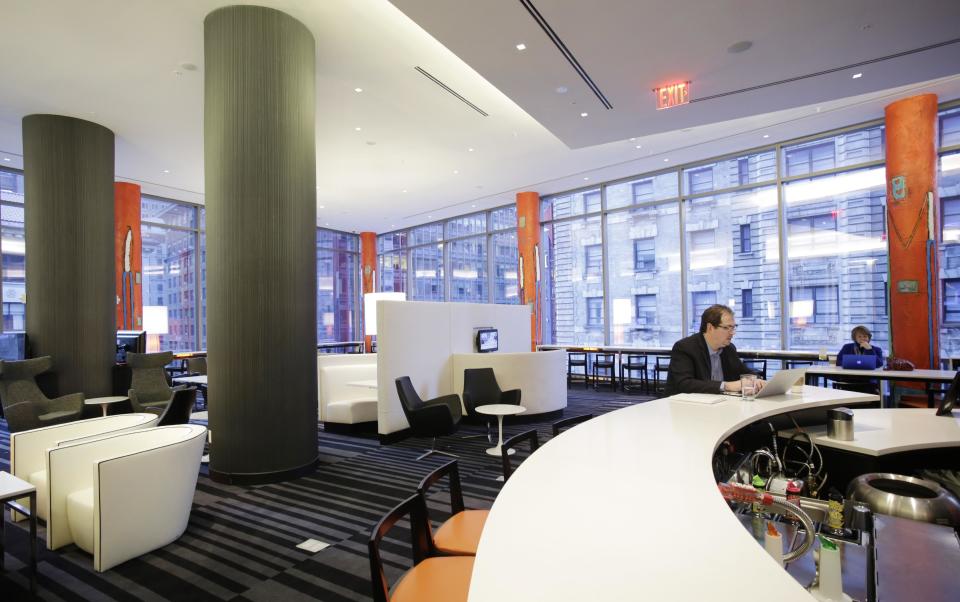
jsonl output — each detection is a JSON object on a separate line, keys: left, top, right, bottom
{"left": 836, "top": 325, "right": 884, "bottom": 367}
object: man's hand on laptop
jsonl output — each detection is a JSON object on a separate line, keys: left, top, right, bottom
{"left": 724, "top": 380, "right": 742, "bottom": 392}
{"left": 754, "top": 379, "right": 766, "bottom": 392}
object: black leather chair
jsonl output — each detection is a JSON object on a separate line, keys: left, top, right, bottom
{"left": 620, "top": 353, "right": 649, "bottom": 392}
{"left": 742, "top": 359, "right": 767, "bottom": 380}
{"left": 567, "top": 351, "right": 588, "bottom": 388}
{"left": 395, "top": 376, "right": 463, "bottom": 460}
{"left": 500, "top": 429, "right": 540, "bottom": 482}
{"left": 592, "top": 353, "right": 616, "bottom": 390}
{"left": 462, "top": 368, "right": 521, "bottom": 442}
{"left": 0, "top": 356, "right": 84, "bottom": 432}
{"left": 417, "top": 460, "right": 487, "bottom": 556}
{"left": 156, "top": 387, "right": 197, "bottom": 426}
{"left": 551, "top": 413, "right": 594, "bottom": 437}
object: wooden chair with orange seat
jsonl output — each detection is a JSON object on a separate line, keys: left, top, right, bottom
{"left": 369, "top": 493, "right": 473, "bottom": 602}
{"left": 417, "top": 459, "right": 487, "bottom": 556}
{"left": 500, "top": 429, "right": 541, "bottom": 482}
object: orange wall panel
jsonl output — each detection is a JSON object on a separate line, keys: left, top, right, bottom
{"left": 114, "top": 182, "right": 142, "bottom": 331}
{"left": 517, "top": 192, "right": 540, "bottom": 350}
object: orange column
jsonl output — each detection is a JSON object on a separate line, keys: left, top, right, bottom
{"left": 516, "top": 192, "right": 541, "bottom": 350}
{"left": 114, "top": 182, "right": 142, "bottom": 331}
{"left": 360, "top": 231, "right": 377, "bottom": 352}
{"left": 885, "top": 94, "right": 939, "bottom": 368}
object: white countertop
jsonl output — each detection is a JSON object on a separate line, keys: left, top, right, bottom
{"left": 468, "top": 386, "right": 878, "bottom": 602}
{"left": 779, "top": 408, "right": 960, "bottom": 456}
{"left": 806, "top": 365, "right": 955, "bottom": 381}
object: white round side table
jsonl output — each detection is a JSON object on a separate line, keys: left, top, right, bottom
{"left": 85, "top": 396, "right": 128, "bottom": 417}
{"left": 475, "top": 404, "right": 526, "bottom": 456}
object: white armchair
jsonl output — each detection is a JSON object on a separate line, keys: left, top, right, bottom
{"left": 9, "top": 414, "right": 160, "bottom": 521}
{"left": 46, "top": 424, "right": 207, "bottom": 571}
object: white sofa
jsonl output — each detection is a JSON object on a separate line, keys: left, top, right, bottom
{"left": 452, "top": 350, "right": 567, "bottom": 415}
{"left": 47, "top": 424, "right": 207, "bottom": 571}
{"left": 9, "top": 413, "right": 160, "bottom": 521}
{"left": 317, "top": 354, "right": 377, "bottom": 425}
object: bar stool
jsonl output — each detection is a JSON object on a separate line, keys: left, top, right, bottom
{"left": 592, "top": 353, "right": 616, "bottom": 390}
{"left": 620, "top": 353, "right": 649, "bottom": 392}
{"left": 654, "top": 356, "right": 671, "bottom": 392}
{"left": 567, "top": 351, "right": 589, "bottom": 389}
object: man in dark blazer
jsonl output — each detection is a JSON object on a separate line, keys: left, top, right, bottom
{"left": 664, "top": 304, "right": 765, "bottom": 396}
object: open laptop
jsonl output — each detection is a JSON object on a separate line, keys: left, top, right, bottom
{"left": 755, "top": 367, "right": 808, "bottom": 399}
{"left": 840, "top": 354, "right": 878, "bottom": 370}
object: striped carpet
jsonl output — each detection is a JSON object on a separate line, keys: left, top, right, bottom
{"left": 0, "top": 386, "right": 651, "bottom": 601}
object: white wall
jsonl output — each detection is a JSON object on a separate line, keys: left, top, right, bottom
{"left": 376, "top": 300, "right": 531, "bottom": 435}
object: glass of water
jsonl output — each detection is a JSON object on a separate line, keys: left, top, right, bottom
{"left": 741, "top": 374, "right": 758, "bottom": 401}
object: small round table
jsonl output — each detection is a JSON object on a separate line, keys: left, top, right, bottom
{"left": 85, "top": 396, "right": 128, "bottom": 417}
{"left": 475, "top": 404, "right": 526, "bottom": 456}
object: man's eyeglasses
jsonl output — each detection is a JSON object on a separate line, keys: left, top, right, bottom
{"left": 717, "top": 324, "right": 738, "bottom": 332}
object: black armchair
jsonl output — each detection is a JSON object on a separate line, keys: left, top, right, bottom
{"left": 395, "top": 376, "right": 463, "bottom": 460}
{"left": 0, "top": 356, "right": 84, "bottom": 433}
{"left": 462, "top": 368, "right": 521, "bottom": 442}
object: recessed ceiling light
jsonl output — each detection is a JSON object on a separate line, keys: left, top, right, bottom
{"left": 635, "top": 144, "right": 642, "bottom": 149}
{"left": 556, "top": 86, "right": 568, "bottom": 94}
{"left": 727, "top": 40, "right": 753, "bottom": 54}
{"left": 453, "top": 170, "right": 459, "bottom": 174}
{"left": 2, "top": 157, "right": 9, "bottom": 162}
{"left": 516, "top": 43, "right": 527, "bottom": 51}
{"left": 663, "top": 158, "right": 670, "bottom": 162}
{"left": 762, "top": 134, "right": 770, "bottom": 139}
{"left": 162, "top": 169, "right": 170, "bottom": 174}
{"left": 402, "top": 189, "right": 407, "bottom": 193}
{"left": 428, "top": 215, "right": 433, "bottom": 218}
{"left": 583, "top": 177, "right": 590, "bottom": 181}
{"left": 629, "top": 138, "right": 636, "bottom": 141}
{"left": 852, "top": 72, "right": 862, "bottom": 79}
{"left": 391, "top": 224, "right": 396, "bottom": 227}
{"left": 580, "top": 112, "right": 588, "bottom": 117}
{"left": 325, "top": 222, "right": 329, "bottom": 226}
{"left": 354, "top": 87, "right": 363, "bottom": 93}
{"left": 471, "top": 204, "right": 476, "bottom": 208}
{"left": 468, "top": 147, "right": 475, "bottom": 152}
{"left": 318, "top": 205, "right": 325, "bottom": 209}
{"left": 354, "top": 127, "right": 362, "bottom": 131}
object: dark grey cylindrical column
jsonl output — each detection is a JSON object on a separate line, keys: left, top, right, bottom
{"left": 22, "top": 115, "right": 115, "bottom": 399}
{"left": 205, "top": 6, "right": 318, "bottom": 484}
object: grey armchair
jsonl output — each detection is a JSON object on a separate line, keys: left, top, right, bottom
{"left": 0, "top": 356, "right": 84, "bottom": 432}
{"left": 127, "top": 351, "right": 186, "bottom": 414}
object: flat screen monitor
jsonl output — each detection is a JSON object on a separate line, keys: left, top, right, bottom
{"left": 937, "top": 370, "right": 960, "bottom": 416}
{"left": 0, "top": 332, "right": 27, "bottom": 361}
{"left": 116, "top": 330, "right": 146, "bottom": 363}
{"left": 476, "top": 328, "right": 498, "bottom": 353}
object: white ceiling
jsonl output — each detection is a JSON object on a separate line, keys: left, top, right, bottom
{"left": 0, "top": 0, "right": 959, "bottom": 233}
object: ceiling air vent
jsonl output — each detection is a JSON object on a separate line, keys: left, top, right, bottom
{"left": 414, "top": 66, "right": 489, "bottom": 117}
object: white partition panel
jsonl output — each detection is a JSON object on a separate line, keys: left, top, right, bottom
{"left": 452, "top": 350, "right": 566, "bottom": 415}
{"left": 376, "top": 300, "right": 532, "bottom": 435}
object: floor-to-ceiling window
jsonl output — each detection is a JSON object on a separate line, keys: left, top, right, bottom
{"left": 141, "top": 197, "right": 201, "bottom": 351}
{"left": 376, "top": 204, "right": 520, "bottom": 306}
{"left": 317, "top": 229, "right": 359, "bottom": 343}
{"left": 540, "top": 118, "right": 895, "bottom": 352}
{"left": 0, "top": 168, "right": 25, "bottom": 331}
{"left": 938, "top": 105, "right": 960, "bottom": 357}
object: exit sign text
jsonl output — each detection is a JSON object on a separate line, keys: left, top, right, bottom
{"left": 654, "top": 81, "right": 690, "bottom": 110}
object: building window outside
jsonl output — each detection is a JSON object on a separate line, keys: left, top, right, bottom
{"left": 784, "top": 141, "right": 836, "bottom": 177}
{"left": 738, "top": 158, "right": 750, "bottom": 186}
{"left": 742, "top": 288, "right": 754, "bottom": 318}
{"left": 449, "top": 236, "right": 487, "bottom": 302}
{"left": 585, "top": 244, "right": 602, "bottom": 277}
{"left": 632, "top": 180, "right": 654, "bottom": 204}
{"left": 586, "top": 296, "right": 603, "bottom": 328}
{"left": 739, "top": 223, "right": 752, "bottom": 253}
{"left": 691, "top": 291, "right": 717, "bottom": 325}
{"left": 686, "top": 167, "right": 714, "bottom": 195}
{"left": 633, "top": 238, "right": 655, "bottom": 271}
{"left": 634, "top": 294, "right": 657, "bottom": 327}
{"left": 944, "top": 279, "right": 960, "bottom": 324}
{"left": 790, "top": 285, "right": 839, "bottom": 325}
{"left": 492, "top": 230, "right": 519, "bottom": 304}
{"left": 410, "top": 244, "right": 444, "bottom": 301}
{"left": 941, "top": 108, "right": 960, "bottom": 148}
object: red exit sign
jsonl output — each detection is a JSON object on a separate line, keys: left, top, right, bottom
{"left": 654, "top": 81, "right": 691, "bottom": 110}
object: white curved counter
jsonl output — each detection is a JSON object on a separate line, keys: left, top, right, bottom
{"left": 468, "top": 386, "right": 878, "bottom": 602}
{"left": 452, "top": 350, "right": 567, "bottom": 415}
